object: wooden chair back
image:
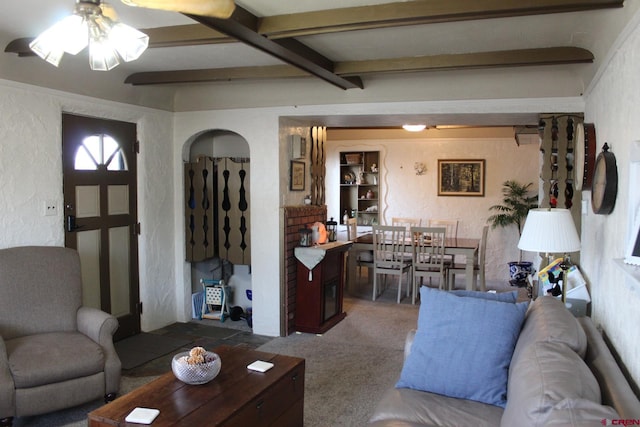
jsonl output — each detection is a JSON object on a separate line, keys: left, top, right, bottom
{"left": 346, "top": 217, "right": 358, "bottom": 240}
{"left": 428, "top": 219, "right": 458, "bottom": 239}
{"left": 392, "top": 217, "right": 422, "bottom": 230}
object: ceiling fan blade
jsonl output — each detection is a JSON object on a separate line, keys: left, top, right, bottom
{"left": 100, "top": 2, "right": 119, "bottom": 22}
{"left": 121, "top": 0, "right": 235, "bottom": 19}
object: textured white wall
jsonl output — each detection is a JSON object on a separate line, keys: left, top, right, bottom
{"left": 0, "top": 79, "right": 176, "bottom": 333}
{"left": 1, "top": 86, "right": 584, "bottom": 338}
{"left": 583, "top": 11, "right": 640, "bottom": 384}
{"left": 173, "top": 109, "right": 283, "bottom": 336}
{"left": 325, "top": 133, "right": 540, "bottom": 281}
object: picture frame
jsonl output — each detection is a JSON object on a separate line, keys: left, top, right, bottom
{"left": 438, "top": 159, "right": 485, "bottom": 196}
{"left": 290, "top": 160, "right": 305, "bottom": 191}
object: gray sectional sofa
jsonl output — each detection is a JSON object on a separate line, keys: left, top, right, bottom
{"left": 369, "top": 295, "right": 640, "bottom": 426}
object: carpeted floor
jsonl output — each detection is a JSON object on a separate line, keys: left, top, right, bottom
{"left": 257, "top": 296, "right": 419, "bottom": 427}
{"left": 10, "top": 277, "right": 522, "bottom": 426}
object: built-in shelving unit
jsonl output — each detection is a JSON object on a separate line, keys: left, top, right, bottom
{"left": 339, "top": 151, "right": 379, "bottom": 226}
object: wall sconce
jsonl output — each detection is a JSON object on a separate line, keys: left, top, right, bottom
{"left": 414, "top": 162, "right": 426, "bottom": 175}
{"left": 290, "top": 135, "right": 306, "bottom": 159}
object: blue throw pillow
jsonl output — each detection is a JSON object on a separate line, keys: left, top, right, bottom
{"left": 396, "top": 287, "right": 528, "bottom": 407}
{"left": 450, "top": 289, "right": 518, "bottom": 303}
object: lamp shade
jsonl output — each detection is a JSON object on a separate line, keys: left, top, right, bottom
{"left": 518, "top": 208, "right": 581, "bottom": 254}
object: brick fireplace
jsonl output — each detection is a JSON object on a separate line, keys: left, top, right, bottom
{"left": 282, "top": 205, "right": 327, "bottom": 335}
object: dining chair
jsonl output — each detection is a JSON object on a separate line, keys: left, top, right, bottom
{"left": 347, "top": 217, "right": 374, "bottom": 285}
{"left": 372, "top": 225, "right": 412, "bottom": 303}
{"left": 391, "top": 217, "right": 422, "bottom": 230}
{"left": 391, "top": 217, "right": 421, "bottom": 259}
{"left": 447, "top": 225, "right": 489, "bottom": 291}
{"left": 428, "top": 219, "right": 458, "bottom": 239}
{"left": 410, "top": 226, "right": 448, "bottom": 304}
{"left": 428, "top": 219, "right": 458, "bottom": 264}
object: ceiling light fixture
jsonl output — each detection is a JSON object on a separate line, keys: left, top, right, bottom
{"left": 402, "top": 124, "right": 427, "bottom": 132}
{"left": 29, "top": 0, "right": 149, "bottom": 71}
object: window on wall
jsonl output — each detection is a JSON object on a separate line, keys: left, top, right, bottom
{"left": 74, "top": 134, "right": 128, "bottom": 171}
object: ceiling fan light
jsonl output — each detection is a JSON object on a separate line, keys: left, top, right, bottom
{"left": 30, "top": 0, "right": 147, "bottom": 70}
{"left": 29, "top": 35, "right": 63, "bottom": 66}
{"left": 31, "top": 43, "right": 65, "bottom": 67}
{"left": 402, "top": 124, "right": 427, "bottom": 132}
{"left": 108, "top": 23, "right": 149, "bottom": 62}
{"left": 59, "top": 14, "right": 90, "bottom": 55}
{"left": 29, "top": 14, "right": 89, "bottom": 64}
{"left": 89, "top": 37, "right": 120, "bottom": 71}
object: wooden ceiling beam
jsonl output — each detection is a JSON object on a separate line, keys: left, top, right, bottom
{"left": 184, "top": 7, "right": 364, "bottom": 90}
{"left": 336, "top": 47, "right": 594, "bottom": 75}
{"left": 6, "top": 0, "right": 622, "bottom": 55}
{"left": 125, "top": 64, "right": 306, "bottom": 85}
{"left": 125, "top": 46, "right": 593, "bottom": 85}
{"left": 258, "top": 0, "right": 624, "bottom": 38}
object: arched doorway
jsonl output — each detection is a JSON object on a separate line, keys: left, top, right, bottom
{"left": 183, "top": 129, "right": 252, "bottom": 319}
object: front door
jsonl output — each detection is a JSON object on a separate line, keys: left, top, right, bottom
{"left": 62, "top": 113, "right": 140, "bottom": 341}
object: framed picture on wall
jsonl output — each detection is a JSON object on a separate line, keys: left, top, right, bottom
{"left": 290, "top": 161, "right": 305, "bottom": 191}
{"left": 438, "top": 159, "right": 485, "bottom": 196}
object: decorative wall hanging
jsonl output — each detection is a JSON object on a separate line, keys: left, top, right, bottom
{"left": 290, "top": 161, "right": 305, "bottom": 191}
{"left": 184, "top": 157, "right": 215, "bottom": 262}
{"left": 218, "top": 157, "right": 251, "bottom": 265}
{"left": 414, "top": 162, "right": 426, "bottom": 175}
{"left": 437, "top": 159, "right": 485, "bottom": 196}
{"left": 538, "top": 114, "right": 583, "bottom": 263}
{"left": 310, "top": 126, "right": 327, "bottom": 204}
{"left": 184, "top": 156, "right": 250, "bottom": 266}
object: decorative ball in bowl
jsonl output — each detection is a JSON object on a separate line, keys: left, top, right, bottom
{"left": 171, "top": 347, "right": 221, "bottom": 385}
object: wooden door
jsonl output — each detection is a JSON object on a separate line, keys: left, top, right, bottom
{"left": 62, "top": 113, "right": 140, "bottom": 340}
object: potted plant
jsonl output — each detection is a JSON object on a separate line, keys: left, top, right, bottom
{"left": 488, "top": 180, "right": 538, "bottom": 285}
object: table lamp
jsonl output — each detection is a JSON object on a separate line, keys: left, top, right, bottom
{"left": 517, "top": 208, "right": 581, "bottom": 302}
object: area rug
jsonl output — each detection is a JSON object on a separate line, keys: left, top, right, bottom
{"left": 115, "top": 332, "right": 193, "bottom": 370}
{"left": 256, "top": 296, "right": 419, "bottom": 427}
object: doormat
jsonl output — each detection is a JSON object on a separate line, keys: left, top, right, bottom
{"left": 115, "top": 333, "right": 193, "bottom": 370}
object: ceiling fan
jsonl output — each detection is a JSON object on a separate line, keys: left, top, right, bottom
{"left": 120, "top": 0, "right": 235, "bottom": 19}
{"left": 29, "top": 0, "right": 235, "bottom": 70}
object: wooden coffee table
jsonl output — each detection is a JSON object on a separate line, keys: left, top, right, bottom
{"left": 88, "top": 345, "right": 305, "bottom": 426}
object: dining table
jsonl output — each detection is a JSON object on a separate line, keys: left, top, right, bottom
{"left": 347, "top": 233, "right": 480, "bottom": 293}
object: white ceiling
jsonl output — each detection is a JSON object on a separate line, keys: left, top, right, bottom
{"left": 1, "top": 0, "right": 637, "bottom": 127}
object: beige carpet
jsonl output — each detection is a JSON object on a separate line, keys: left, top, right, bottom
{"left": 256, "top": 297, "right": 419, "bottom": 427}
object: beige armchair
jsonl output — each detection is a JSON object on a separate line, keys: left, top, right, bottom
{"left": 0, "top": 246, "right": 121, "bottom": 426}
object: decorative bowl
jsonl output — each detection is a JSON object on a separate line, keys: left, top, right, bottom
{"left": 171, "top": 351, "right": 221, "bottom": 385}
